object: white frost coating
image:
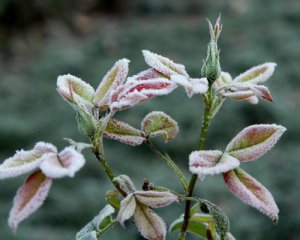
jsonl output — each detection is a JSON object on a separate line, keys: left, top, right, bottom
{"left": 40, "top": 147, "right": 85, "bottom": 178}
{"left": 104, "top": 132, "right": 145, "bottom": 146}
{"left": 113, "top": 175, "right": 136, "bottom": 194}
{"left": 222, "top": 90, "right": 255, "bottom": 99}
{"left": 134, "top": 191, "right": 178, "bottom": 208}
{"left": 226, "top": 124, "right": 286, "bottom": 162}
{"left": 94, "top": 58, "right": 130, "bottom": 107}
{"left": 244, "top": 96, "right": 259, "bottom": 104}
{"left": 117, "top": 194, "right": 137, "bottom": 227}
{"left": 233, "top": 63, "right": 277, "bottom": 84}
{"left": 0, "top": 142, "right": 57, "bottom": 179}
{"left": 213, "top": 72, "right": 232, "bottom": 90}
{"left": 142, "top": 50, "right": 188, "bottom": 77}
{"left": 189, "top": 151, "right": 239, "bottom": 179}
{"left": 134, "top": 205, "right": 166, "bottom": 240}
{"left": 127, "top": 68, "right": 164, "bottom": 83}
{"left": 223, "top": 168, "right": 279, "bottom": 223}
{"left": 8, "top": 171, "right": 52, "bottom": 233}
{"left": 171, "top": 75, "right": 208, "bottom": 97}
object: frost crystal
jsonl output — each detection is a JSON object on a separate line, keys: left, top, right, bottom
{"left": 171, "top": 75, "right": 208, "bottom": 97}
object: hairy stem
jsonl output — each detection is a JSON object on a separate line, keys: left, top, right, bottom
{"left": 178, "top": 86, "right": 213, "bottom": 240}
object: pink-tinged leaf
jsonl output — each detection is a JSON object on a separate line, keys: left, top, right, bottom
{"left": 94, "top": 59, "right": 130, "bottom": 109}
{"left": 40, "top": 147, "right": 85, "bottom": 178}
{"left": 171, "top": 75, "right": 208, "bottom": 97}
{"left": 127, "top": 68, "right": 165, "bottom": 83}
{"left": 134, "top": 205, "right": 166, "bottom": 240}
{"left": 226, "top": 124, "right": 286, "bottom": 162}
{"left": 109, "top": 79, "right": 177, "bottom": 112}
{"left": 141, "top": 111, "right": 178, "bottom": 142}
{"left": 213, "top": 72, "right": 232, "bottom": 90}
{"left": 113, "top": 175, "right": 136, "bottom": 194}
{"left": 189, "top": 151, "right": 240, "bottom": 179}
{"left": 117, "top": 194, "right": 137, "bottom": 227}
{"left": 8, "top": 171, "right": 52, "bottom": 233}
{"left": 134, "top": 191, "right": 178, "bottom": 208}
{"left": 104, "top": 118, "right": 145, "bottom": 146}
{"left": 0, "top": 142, "right": 57, "bottom": 179}
{"left": 223, "top": 168, "right": 279, "bottom": 223}
{"left": 57, "top": 74, "right": 95, "bottom": 103}
{"left": 233, "top": 63, "right": 277, "bottom": 84}
{"left": 142, "top": 50, "right": 188, "bottom": 78}
{"left": 250, "top": 85, "right": 273, "bottom": 102}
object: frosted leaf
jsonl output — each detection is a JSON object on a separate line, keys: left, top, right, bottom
{"left": 110, "top": 79, "right": 177, "bottom": 112}
{"left": 250, "top": 85, "right": 273, "bottom": 102}
{"left": 40, "top": 147, "right": 85, "bottom": 178}
{"left": 134, "top": 191, "right": 178, "bottom": 208}
{"left": 213, "top": 72, "right": 232, "bottom": 90}
{"left": 117, "top": 194, "right": 137, "bottom": 227}
{"left": 127, "top": 68, "right": 165, "bottom": 83}
{"left": 94, "top": 59, "right": 130, "bottom": 109}
{"left": 171, "top": 75, "right": 208, "bottom": 97}
{"left": 233, "top": 63, "right": 276, "bottom": 84}
{"left": 134, "top": 205, "right": 166, "bottom": 240}
{"left": 104, "top": 118, "right": 145, "bottom": 146}
{"left": 142, "top": 50, "right": 188, "bottom": 78}
{"left": 8, "top": 171, "right": 52, "bottom": 233}
{"left": 141, "top": 111, "right": 178, "bottom": 142}
{"left": 113, "top": 175, "right": 136, "bottom": 194}
{"left": 225, "top": 232, "right": 236, "bottom": 240}
{"left": 0, "top": 142, "right": 57, "bottom": 179}
{"left": 223, "top": 168, "right": 279, "bottom": 223}
{"left": 222, "top": 90, "right": 255, "bottom": 99}
{"left": 189, "top": 151, "right": 239, "bottom": 179}
{"left": 244, "top": 96, "right": 259, "bottom": 104}
{"left": 226, "top": 124, "right": 286, "bottom": 162}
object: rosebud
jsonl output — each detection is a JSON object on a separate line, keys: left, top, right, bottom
{"left": 76, "top": 108, "right": 97, "bottom": 138}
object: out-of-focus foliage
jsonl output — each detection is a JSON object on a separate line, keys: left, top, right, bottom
{"left": 0, "top": 0, "right": 299, "bottom": 239}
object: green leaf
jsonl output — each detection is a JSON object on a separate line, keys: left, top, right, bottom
{"left": 106, "top": 190, "right": 121, "bottom": 211}
{"left": 76, "top": 205, "right": 116, "bottom": 240}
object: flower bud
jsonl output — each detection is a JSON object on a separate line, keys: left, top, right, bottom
{"left": 76, "top": 109, "right": 97, "bottom": 138}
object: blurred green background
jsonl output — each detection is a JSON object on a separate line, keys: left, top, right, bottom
{"left": 0, "top": 0, "right": 299, "bottom": 239}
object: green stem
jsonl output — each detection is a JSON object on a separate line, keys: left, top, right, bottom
{"left": 178, "top": 86, "right": 213, "bottom": 240}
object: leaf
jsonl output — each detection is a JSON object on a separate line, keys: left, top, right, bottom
{"left": 134, "top": 190, "right": 178, "bottom": 208}
{"left": 0, "top": 142, "right": 57, "bottom": 179}
{"left": 233, "top": 63, "right": 277, "bottom": 84}
{"left": 141, "top": 111, "right": 179, "bottom": 142}
{"left": 76, "top": 205, "right": 115, "bottom": 240}
{"left": 213, "top": 72, "right": 232, "bottom": 90}
{"left": 225, "top": 124, "right": 286, "bottom": 162}
{"left": 117, "top": 194, "right": 137, "bottom": 227}
{"left": 127, "top": 68, "right": 164, "bottom": 82}
{"left": 189, "top": 151, "right": 240, "bottom": 179}
{"left": 223, "top": 168, "right": 279, "bottom": 223}
{"left": 94, "top": 58, "right": 130, "bottom": 109}
{"left": 8, "top": 171, "right": 52, "bottom": 233}
{"left": 109, "top": 78, "right": 177, "bottom": 112}
{"left": 171, "top": 75, "right": 208, "bottom": 97}
{"left": 40, "top": 147, "right": 85, "bottom": 178}
{"left": 200, "top": 200, "right": 230, "bottom": 240}
{"left": 106, "top": 190, "right": 121, "bottom": 211}
{"left": 113, "top": 175, "right": 136, "bottom": 194}
{"left": 134, "top": 204, "right": 166, "bottom": 240}
{"left": 104, "top": 118, "right": 145, "bottom": 146}
{"left": 142, "top": 50, "right": 188, "bottom": 78}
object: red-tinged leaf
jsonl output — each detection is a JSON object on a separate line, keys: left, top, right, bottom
{"left": 8, "top": 171, "right": 52, "bottom": 233}
{"left": 171, "top": 75, "right": 208, "bottom": 97}
{"left": 134, "top": 191, "right": 178, "bottom": 208}
{"left": 109, "top": 79, "right": 177, "bottom": 112}
{"left": 40, "top": 147, "right": 85, "bottom": 178}
{"left": 189, "top": 151, "right": 239, "bottom": 179}
{"left": 128, "top": 68, "right": 165, "bottom": 82}
{"left": 226, "top": 124, "right": 286, "bottom": 162}
{"left": 142, "top": 50, "right": 188, "bottom": 78}
{"left": 250, "top": 85, "right": 273, "bottom": 102}
{"left": 104, "top": 118, "right": 145, "bottom": 146}
{"left": 141, "top": 111, "right": 178, "bottom": 142}
{"left": 233, "top": 63, "right": 276, "bottom": 84}
{"left": 223, "top": 168, "right": 279, "bottom": 223}
{"left": 94, "top": 59, "right": 130, "bottom": 109}
{"left": 117, "top": 194, "right": 137, "bottom": 227}
{"left": 0, "top": 142, "right": 57, "bottom": 179}
{"left": 134, "top": 205, "right": 166, "bottom": 240}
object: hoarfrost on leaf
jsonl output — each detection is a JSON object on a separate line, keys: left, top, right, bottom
{"left": 171, "top": 75, "right": 208, "bottom": 97}
{"left": 117, "top": 194, "right": 137, "bottom": 227}
{"left": 134, "top": 190, "right": 178, "bottom": 208}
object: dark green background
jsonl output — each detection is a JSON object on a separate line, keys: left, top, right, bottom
{"left": 0, "top": 0, "right": 299, "bottom": 239}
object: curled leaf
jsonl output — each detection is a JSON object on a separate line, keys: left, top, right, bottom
{"left": 0, "top": 142, "right": 57, "bottom": 179}
{"left": 128, "top": 68, "right": 164, "bottom": 82}
{"left": 104, "top": 118, "right": 145, "bottom": 146}
{"left": 142, "top": 50, "right": 188, "bottom": 78}
{"left": 171, "top": 75, "right": 208, "bottom": 97}
{"left": 113, "top": 175, "right": 136, "bottom": 194}
{"left": 94, "top": 58, "right": 130, "bottom": 109}
{"left": 223, "top": 168, "right": 279, "bottom": 223}
{"left": 189, "top": 151, "right": 239, "bottom": 179}
{"left": 40, "top": 147, "right": 85, "bottom": 178}
{"left": 134, "top": 205, "right": 166, "bottom": 240}
{"left": 233, "top": 63, "right": 277, "bottom": 84}
{"left": 134, "top": 190, "right": 178, "bottom": 208}
{"left": 226, "top": 124, "right": 286, "bottom": 162}
{"left": 8, "top": 171, "right": 52, "bottom": 233}
{"left": 117, "top": 194, "right": 137, "bottom": 227}
{"left": 141, "top": 111, "right": 178, "bottom": 142}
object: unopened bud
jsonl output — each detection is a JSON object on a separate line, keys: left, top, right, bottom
{"left": 76, "top": 109, "right": 97, "bottom": 138}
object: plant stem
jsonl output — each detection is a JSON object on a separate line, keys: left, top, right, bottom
{"left": 178, "top": 86, "right": 213, "bottom": 240}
